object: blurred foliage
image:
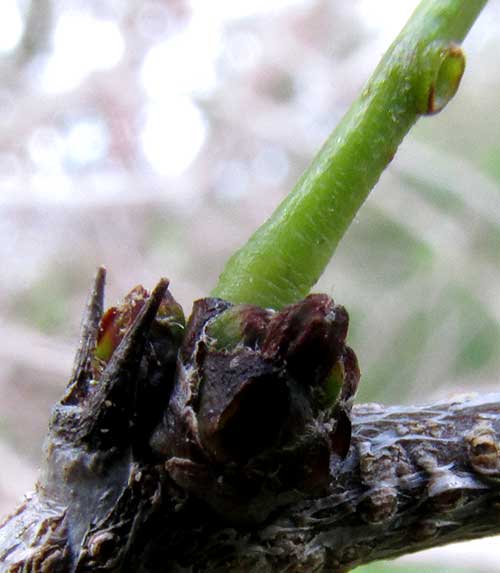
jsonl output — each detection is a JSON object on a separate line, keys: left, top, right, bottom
{"left": 8, "top": 264, "right": 84, "bottom": 334}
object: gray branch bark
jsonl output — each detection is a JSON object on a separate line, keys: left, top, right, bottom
{"left": 0, "top": 272, "right": 499, "bottom": 572}
{"left": 1, "top": 394, "right": 500, "bottom": 572}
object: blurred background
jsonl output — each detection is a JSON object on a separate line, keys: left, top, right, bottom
{"left": 0, "top": 0, "right": 499, "bottom": 570}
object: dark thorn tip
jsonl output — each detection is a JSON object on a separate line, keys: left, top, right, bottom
{"left": 69, "top": 266, "right": 107, "bottom": 381}
{"left": 81, "top": 266, "right": 107, "bottom": 344}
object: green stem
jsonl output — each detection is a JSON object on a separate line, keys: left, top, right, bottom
{"left": 212, "top": 0, "right": 487, "bottom": 309}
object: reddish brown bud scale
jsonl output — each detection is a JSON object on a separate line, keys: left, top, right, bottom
{"left": 262, "top": 294, "right": 348, "bottom": 388}
{"left": 152, "top": 293, "right": 360, "bottom": 523}
{"left": 93, "top": 285, "right": 149, "bottom": 375}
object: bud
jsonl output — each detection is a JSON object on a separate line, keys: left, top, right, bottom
{"left": 205, "top": 304, "right": 272, "bottom": 352}
{"left": 92, "top": 285, "right": 185, "bottom": 379}
{"left": 262, "top": 294, "right": 348, "bottom": 388}
{"left": 153, "top": 293, "right": 360, "bottom": 524}
{"left": 93, "top": 286, "right": 149, "bottom": 375}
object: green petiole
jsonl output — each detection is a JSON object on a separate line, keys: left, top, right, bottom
{"left": 212, "top": 0, "right": 486, "bottom": 309}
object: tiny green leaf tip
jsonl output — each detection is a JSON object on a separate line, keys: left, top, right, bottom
{"left": 206, "top": 307, "right": 246, "bottom": 352}
{"left": 211, "top": 0, "right": 487, "bottom": 310}
{"left": 317, "top": 362, "right": 344, "bottom": 411}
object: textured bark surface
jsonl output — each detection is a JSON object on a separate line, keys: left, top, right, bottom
{"left": 1, "top": 272, "right": 500, "bottom": 572}
{"left": 200, "top": 393, "right": 500, "bottom": 571}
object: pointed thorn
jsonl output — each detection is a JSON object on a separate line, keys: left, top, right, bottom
{"left": 57, "top": 267, "right": 106, "bottom": 407}
{"left": 85, "top": 266, "right": 107, "bottom": 336}
{"left": 70, "top": 266, "right": 106, "bottom": 379}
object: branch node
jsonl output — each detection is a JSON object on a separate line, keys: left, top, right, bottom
{"left": 468, "top": 423, "right": 500, "bottom": 479}
{"left": 417, "top": 42, "right": 466, "bottom": 115}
